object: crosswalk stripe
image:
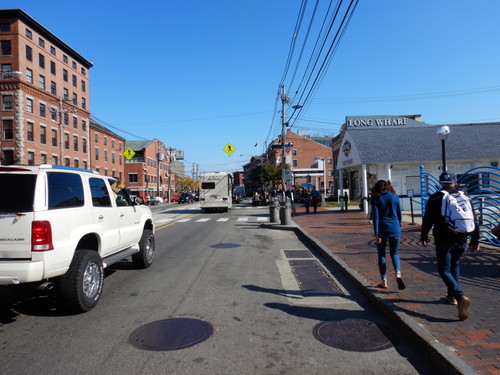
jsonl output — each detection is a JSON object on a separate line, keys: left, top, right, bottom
{"left": 177, "top": 218, "right": 191, "bottom": 223}
{"left": 217, "top": 218, "right": 230, "bottom": 222}
{"left": 237, "top": 218, "right": 248, "bottom": 221}
{"left": 156, "top": 218, "right": 173, "bottom": 223}
{"left": 257, "top": 217, "right": 267, "bottom": 221}
{"left": 196, "top": 218, "right": 211, "bottom": 222}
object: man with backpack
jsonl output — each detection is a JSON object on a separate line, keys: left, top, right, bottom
{"left": 420, "top": 171, "right": 480, "bottom": 321}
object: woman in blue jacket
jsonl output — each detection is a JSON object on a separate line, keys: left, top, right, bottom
{"left": 371, "top": 180, "right": 406, "bottom": 290}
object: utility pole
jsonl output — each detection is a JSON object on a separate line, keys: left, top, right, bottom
{"left": 281, "top": 84, "right": 290, "bottom": 193}
{"left": 167, "top": 147, "right": 174, "bottom": 203}
{"left": 51, "top": 96, "right": 77, "bottom": 165}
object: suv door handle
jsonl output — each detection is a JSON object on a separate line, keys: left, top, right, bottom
{"left": 98, "top": 215, "right": 104, "bottom": 220}
{"left": 120, "top": 213, "right": 125, "bottom": 218}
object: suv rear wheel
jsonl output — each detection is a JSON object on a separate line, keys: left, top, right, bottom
{"left": 132, "top": 229, "right": 155, "bottom": 268}
{"left": 58, "top": 250, "right": 104, "bottom": 313}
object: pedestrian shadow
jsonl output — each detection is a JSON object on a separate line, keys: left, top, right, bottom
{"left": 382, "top": 297, "right": 457, "bottom": 323}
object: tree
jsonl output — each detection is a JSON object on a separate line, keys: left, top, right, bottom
{"left": 177, "top": 177, "right": 195, "bottom": 192}
{"left": 247, "top": 162, "right": 282, "bottom": 192}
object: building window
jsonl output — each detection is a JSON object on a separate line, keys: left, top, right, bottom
{"left": 39, "top": 54, "right": 45, "bottom": 69}
{"left": 0, "top": 23, "right": 10, "bottom": 32}
{"left": 1, "top": 63, "right": 12, "bottom": 78}
{"left": 40, "top": 103, "right": 46, "bottom": 117}
{"left": 292, "top": 149, "right": 297, "bottom": 156}
{"left": 38, "top": 38, "right": 45, "bottom": 48}
{"left": 73, "top": 135, "right": 78, "bottom": 151}
{"left": 64, "top": 133, "right": 69, "bottom": 149}
{"left": 327, "top": 158, "right": 333, "bottom": 164}
{"left": 25, "top": 29, "right": 32, "bottom": 39}
{"left": 72, "top": 93, "right": 77, "bottom": 105}
{"left": 81, "top": 67, "right": 86, "bottom": 75}
{"left": 104, "top": 150, "right": 108, "bottom": 162}
{"left": 27, "top": 122, "right": 34, "bottom": 141}
{"left": 65, "top": 157, "right": 70, "bottom": 166}
{"left": 27, "top": 98, "right": 33, "bottom": 113}
{"left": 50, "top": 46, "right": 56, "bottom": 55}
{"left": 26, "top": 46, "right": 32, "bottom": 61}
{"left": 50, "top": 81, "right": 57, "bottom": 95}
{"left": 72, "top": 74, "right": 77, "bottom": 87}
{"left": 50, "top": 61, "right": 56, "bottom": 75}
{"left": 2, "top": 119, "right": 13, "bottom": 139}
{"left": 95, "top": 147, "right": 99, "bottom": 161}
{"left": 82, "top": 138, "right": 87, "bottom": 153}
{"left": 63, "top": 113, "right": 68, "bottom": 126}
{"left": 3, "top": 150, "right": 14, "bottom": 165}
{"left": 52, "top": 155, "right": 58, "bottom": 165}
{"left": 83, "top": 161, "right": 87, "bottom": 169}
{"left": 0, "top": 40, "right": 11, "bottom": 55}
{"left": 129, "top": 173, "right": 138, "bottom": 183}
{"left": 112, "top": 152, "right": 115, "bottom": 164}
{"left": 63, "top": 88, "right": 68, "bottom": 100}
{"left": 40, "top": 153, "right": 47, "bottom": 164}
{"left": 82, "top": 120, "right": 86, "bottom": 131}
{"left": 50, "top": 107, "right": 57, "bottom": 121}
{"left": 104, "top": 137, "right": 107, "bottom": 146}
{"left": 52, "top": 129, "right": 57, "bottom": 147}
{"left": 39, "top": 75, "right": 46, "bottom": 90}
{"left": 26, "top": 68, "right": 33, "bottom": 83}
{"left": 81, "top": 97, "right": 86, "bottom": 110}
{"left": 81, "top": 80, "right": 86, "bottom": 92}
{"left": 63, "top": 69, "right": 68, "bottom": 82}
{"left": 63, "top": 55, "right": 68, "bottom": 63}
{"left": 72, "top": 61, "right": 76, "bottom": 69}
{"left": 2, "top": 95, "right": 12, "bottom": 110}
{"left": 94, "top": 133, "right": 98, "bottom": 143}
{"left": 40, "top": 126, "right": 46, "bottom": 144}
{"left": 28, "top": 151, "right": 35, "bottom": 166}
{"left": 73, "top": 116, "right": 77, "bottom": 128}
{"left": 111, "top": 139, "right": 115, "bottom": 149}
{"left": 292, "top": 159, "right": 298, "bottom": 167}
{"left": 74, "top": 159, "right": 79, "bottom": 168}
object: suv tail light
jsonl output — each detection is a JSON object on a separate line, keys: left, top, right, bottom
{"left": 32, "top": 221, "right": 54, "bottom": 251}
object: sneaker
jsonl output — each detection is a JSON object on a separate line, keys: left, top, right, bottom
{"left": 444, "top": 295, "right": 458, "bottom": 305}
{"left": 458, "top": 296, "right": 471, "bottom": 321}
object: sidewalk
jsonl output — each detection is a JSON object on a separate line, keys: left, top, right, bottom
{"left": 288, "top": 205, "right": 499, "bottom": 375}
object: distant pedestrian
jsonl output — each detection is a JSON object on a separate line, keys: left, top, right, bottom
{"left": 301, "top": 189, "right": 310, "bottom": 213}
{"left": 420, "top": 171, "right": 480, "bottom": 321}
{"left": 311, "top": 187, "right": 320, "bottom": 213}
{"left": 371, "top": 180, "right": 405, "bottom": 290}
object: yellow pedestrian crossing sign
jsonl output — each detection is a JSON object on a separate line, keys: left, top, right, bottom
{"left": 223, "top": 143, "right": 236, "bottom": 156}
{"left": 123, "top": 147, "right": 136, "bottom": 160}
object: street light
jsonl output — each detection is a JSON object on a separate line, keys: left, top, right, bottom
{"left": 436, "top": 125, "right": 450, "bottom": 172}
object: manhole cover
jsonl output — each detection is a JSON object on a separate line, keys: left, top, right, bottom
{"left": 129, "top": 318, "right": 213, "bottom": 351}
{"left": 312, "top": 319, "right": 393, "bottom": 352}
{"left": 210, "top": 243, "right": 241, "bottom": 249}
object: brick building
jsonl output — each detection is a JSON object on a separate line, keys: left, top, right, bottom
{"left": 124, "top": 140, "right": 175, "bottom": 199}
{"left": 89, "top": 118, "right": 125, "bottom": 179}
{"left": 267, "top": 129, "right": 334, "bottom": 193}
{"left": 0, "top": 9, "right": 92, "bottom": 167}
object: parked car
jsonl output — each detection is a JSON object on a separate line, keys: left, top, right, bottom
{"left": 0, "top": 165, "right": 155, "bottom": 313}
{"left": 178, "top": 193, "right": 195, "bottom": 204}
{"left": 170, "top": 196, "right": 180, "bottom": 202}
{"left": 149, "top": 196, "right": 163, "bottom": 205}
{"left": 232, "top": 193, "right": 242, "bottom": 203}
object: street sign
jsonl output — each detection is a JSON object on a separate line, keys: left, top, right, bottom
{"left": 223, "top": 143, "right": 236, "bottom": 156}
{"left": 123, "top": 147, "right": 136, "bottom": 160}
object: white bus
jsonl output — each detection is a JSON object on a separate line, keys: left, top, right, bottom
{"left": 199, "top": 172, "right": 233, "bottom": 212}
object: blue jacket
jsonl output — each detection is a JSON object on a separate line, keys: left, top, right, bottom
{"left": 372, "top": 191, "right": 402, "bottom": 237}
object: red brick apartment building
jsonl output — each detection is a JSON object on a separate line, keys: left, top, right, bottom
{"left": 89, "top": 119, "right": 125, "bottom": 179}
{"left": 0, "top": 9, "right": 92, "bottom": 167}
{"left": 267, "top": 129, "right": 334, "bottom": 192}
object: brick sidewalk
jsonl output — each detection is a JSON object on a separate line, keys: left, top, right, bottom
{"left": 291, "top": 206, "right": 500, "bottom": 375}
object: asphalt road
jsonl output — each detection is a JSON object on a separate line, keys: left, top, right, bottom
{"left": 0, "top": 200, "right": 437, "bottom": 374}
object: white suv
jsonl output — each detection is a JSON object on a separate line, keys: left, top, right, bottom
{"left": 0, "top": 165, "right": 155, "bottom": 313}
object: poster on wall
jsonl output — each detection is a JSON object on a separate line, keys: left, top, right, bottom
{"left": 336, "top": 131, "right": 362, "bottom": 169}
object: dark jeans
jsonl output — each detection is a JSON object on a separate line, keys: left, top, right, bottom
{"left": 377, "top": 235, "right": 401, "bottom": 281}
{"left": 435, "top": 242, "right": 467, "bottom": 299}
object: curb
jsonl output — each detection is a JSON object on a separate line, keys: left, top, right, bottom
{"left": 279, "top": 221, "right": 476, "bottom": 375}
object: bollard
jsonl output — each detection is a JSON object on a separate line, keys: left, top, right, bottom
{"left": 269, "top": 198, "right": 280, "bottom": 223}
{"left": 280, "top": 197, "right": 292, "bottom": 225}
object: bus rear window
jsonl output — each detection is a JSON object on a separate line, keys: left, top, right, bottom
{"left": 201, "top": 182, "right": 216, "bottom": 189}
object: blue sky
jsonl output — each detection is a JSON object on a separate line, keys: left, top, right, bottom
{"left": 4, "top": 1, "right": 500, "bottom": 175}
